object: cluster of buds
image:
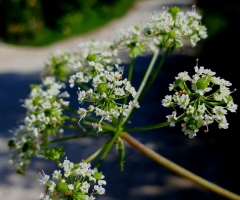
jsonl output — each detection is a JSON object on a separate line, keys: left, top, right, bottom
{"left": 77, "top": 70, "right": 140, "bottom": 132}
{"left": 69, "top": 40, "right": 120, "bottom": 88}
{"left": 162, "top": 60, "right": 237, "bottom": 138}
{"left": 44, "top": 50, "right": 73, "bottom": 82}
{"left": 38, "top": 157, "right": 106, "bottom": 200}
{"left": 114, "top": 26, "right": 145, "bottom": 57}
{"left": 143, "top": 6, "right": 207, "bottom": 53}
{"left": 8, "top": 77, "right": 69, "bottom": 172}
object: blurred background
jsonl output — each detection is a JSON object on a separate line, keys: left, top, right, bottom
{"left": 0, "top": 0, "right": 240, "bottom": 199}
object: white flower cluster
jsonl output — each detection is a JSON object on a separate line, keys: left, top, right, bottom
{"left": 143, "top": 6, "right": 207, "bottom": 52}
{"left": 44, "top": 49, "right": 73, "bottom": 81}
{"left": 162, "top": 61, "right": 237, "bottom": 139}
{"left": 69, "top": 40, "right": 121, "bottom": 88}
{"left": 114, "top": 26, "right": 145, "bottom": 58}
{"left": 38, "top": 157, "right": 106, "bottom": 200}
{"left": 77, "top": 70, "right": 140, "bottom": 132}
{"left": 8, "top": 77, "right": 69, "bottom": 172}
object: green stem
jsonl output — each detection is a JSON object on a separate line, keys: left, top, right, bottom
{"left": 62, "top": 115, "right": 92, "bottom": 126}
{"left": 95, "top": 129, "right": 122, "bottom": 168}
{"left": 75, "top": 81, "right": 90, "bottom": 91}
{"left": 62, "top": 105, "right": 107, "bottom": 125}
{"left": 74, "top": 138, "right": 112, "bottom": 168}
{"left": 122, "top": 57, "right": 135, "bottom": 103}
{"left": 122, "top": 132, "right": 240, "bottom": 200}
{"left": 59, "top": 124, "right": 94, "bottom": 132}
{"left": 138, "top": 48, "right": 169, "bottom": 104}
{"left": 121, "top": 48, "right": 169, "bottom": 127}
{"left": 123, "top": 114, "right": 185, "bottom": 132}
{"left": 45, "top": 132, "right": 112, "bottom": 145}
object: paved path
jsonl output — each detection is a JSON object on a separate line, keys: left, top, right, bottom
{"left": 0, "top": 0, "right": 197, "bottom": 74}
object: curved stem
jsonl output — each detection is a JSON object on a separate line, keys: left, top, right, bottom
{"left": 45, "top": 132, "right": 112, "bottom": 145}
{"left": 121, "top": 132, "right": 240, "bottom": 200}
{"left": 123, "top": 114, "right": 185, "bottom": 133}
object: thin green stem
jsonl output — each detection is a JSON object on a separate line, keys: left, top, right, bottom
{"left": 45, "top": 132, "right": 112, "bottom": 145}
{"left": 75, "top": 81, "right": 90, "bottom": 91}
{"left": 95, "top": 129, "right": 122, "bottom": 168}
{"left": 123, "top": 113, "right": 185, "bottom": 132}
{"left": 121, "top": 132, "right": 240, "bottom": 200}
{"left": 59, "top": 124, "right": 95, "bottom": 132}
{"left": 138, "top": 48, "right": 169, "bottom": 104}
{"left": 62, "top": 105, "right": 108, "bottom": 125}
{"left": 122, "top": 57, "right": 135, "bottom": 103}
{"left": 74, "top": 138, "right": 112, "bottom": 168}
{"left": 62, "top": 115, "right": 92, "bottom": 126}
{"left": 121, "top": 48, "right": 169, "bottom": 127}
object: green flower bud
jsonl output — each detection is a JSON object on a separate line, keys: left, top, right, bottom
{"left": 97, "top": 83, "right": 108, "bottom": 93}
{"left": 74, "top": 193, "right": 86, "bottom": 200}
{"left": 43, "top": 146, "right": 65, "bottom": 160}
{"left": 175, "top": 79, "right": 184, "bottom": 85}
{"left": 196, "top": 75, "right": 211, "bottom": 89}
{"left": 8, "top": 140, "right": 15, "bottom": 148}
{"left": 168, "top": 30, "right": 176, "bottom": 39}
{"left": 187, "top": 118, "right": 197, "bottom": 126}
{"left": 86, "top": 54, "right": 97, "bottom": 62}
{"left": 168, "top": 6, "right": 181, "bottom": 21}
{"left": 33, "top": 97, "right": 41, "bottom": 106}
{"left": 56, "top": 182, "right": 68, "bottom": 193}
{"left": 188, "top": 125, "right": 197, "bottom": 130}
{"left": 22, "top": 143, "right": 31, "bottom": 152}
{"left": 100, "top": 76, "right": 107, "bottom": 83}
{"left": 94, "top": 172, "right": 102, "bottom": 180}
{"left": 30, "top": 84, "right": 38, "bottom": 91}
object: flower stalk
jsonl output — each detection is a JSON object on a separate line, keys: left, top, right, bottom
{"left": 121, "top": 132, "right": 240, "bottom": 200}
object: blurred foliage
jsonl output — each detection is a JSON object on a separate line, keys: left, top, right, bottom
{"left": 0, "top": 0, "right": 135, "bottom": 46}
